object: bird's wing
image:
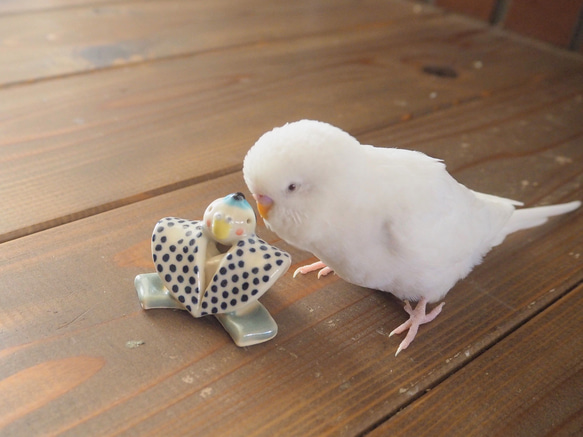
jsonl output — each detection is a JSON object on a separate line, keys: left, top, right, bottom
{"left": 359, "top": 147, "right": 517, "bottom": 293}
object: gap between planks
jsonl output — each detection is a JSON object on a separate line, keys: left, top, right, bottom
{"left": 0, "top": 164, "right": 241, "bottom": 244}
{"left": 0, "top": 0, "right": 443, "bottom": 90}
{"left": 360, "top": 277, "right": 583, "bottom": 436}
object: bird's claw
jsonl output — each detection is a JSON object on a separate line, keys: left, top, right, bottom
{"left": 293, "top": 261, "right": 333, "bottom": 278}
{"left": 389, "top": 299, "right": 444, "bottom": 356}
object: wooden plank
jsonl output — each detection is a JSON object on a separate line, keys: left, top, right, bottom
{"left": 435, "top": 0, "right": 497, "bottom": 21}
{"left": 360, "top": 72, "right": 583, "bottom": 206}
{"left": 2, "top": 9, "right": 582, "bottom": 244}
{"left": 0, "top": 134, "right": 581, "bottom": 435}
{"left": 368, "top": 284, "right": 583, "bottom": 436}
{"left": 504, "top": 0, "right": 583, "bottom": 48}
{"left": 0, "top": 0, "right": 432, "bottom": 86}
{"left": 0, "top": 0, "right": 123, "bottom": 15}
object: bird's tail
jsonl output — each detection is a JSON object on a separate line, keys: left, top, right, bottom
{"left": 501, "top": 200, "right": 581, "bottom": 238}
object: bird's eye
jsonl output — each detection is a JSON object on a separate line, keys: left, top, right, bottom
{"left": 287, "top": 183, "right": 297, "bottom": 192}
{"left": 226, "top": 216, "right": 233, "bottom": 224}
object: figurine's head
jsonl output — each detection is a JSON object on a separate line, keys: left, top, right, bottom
{"left": 203, "top": 193, "right": 257, "bottom": 245}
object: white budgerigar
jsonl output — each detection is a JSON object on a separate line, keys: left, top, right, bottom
{"left": 242, "top": 120, "right": 580, "bottom": 355}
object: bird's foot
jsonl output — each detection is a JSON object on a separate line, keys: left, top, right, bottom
{"left": 389, "top": 298, "right": 444, "bottom": 356}
{"left": 293, "top": 261, "right": 333, "bottom": 279}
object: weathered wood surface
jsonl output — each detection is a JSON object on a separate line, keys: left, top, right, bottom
{"left": 369, "top": 284, "right": 583, "bottom": 436}
{"left": 433, "top": 0, "right": 583, "bottom": 50}
{"left": 1, "top": 1, "right": 582, "bottom": 436}
{"left": 2, "top": 1, "right": 582, "bottom": 243}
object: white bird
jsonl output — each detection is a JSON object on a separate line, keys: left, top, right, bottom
{"left": 242, "top": 120, "right": 580, "bottom": 355}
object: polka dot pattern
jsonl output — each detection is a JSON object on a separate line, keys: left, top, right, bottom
{"left": 152, "top": 217, "right": 291, "bottom": 317}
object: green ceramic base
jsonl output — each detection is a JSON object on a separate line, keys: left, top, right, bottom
{"left": 135, "top": 273, "right": 183, "bottom": 309}
{"left": 215, "top": 302, "right": 278, "bottom": 347}
{"left": 134, "top": 273, "right": 278, "bottom": 347}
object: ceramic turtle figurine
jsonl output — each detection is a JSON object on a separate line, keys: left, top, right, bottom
{"left": 135, "top": 192, "right": 291, "bottom": 346}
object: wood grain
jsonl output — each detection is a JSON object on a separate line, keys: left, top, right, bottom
{"left": 0, "top": 0, "right": 119, "bottom": 15}
{"left": 0, "top": 0, "right": 432, "bottom": 86}
{"left": 0, "top": 357, "right": 105, "bottom": 428}
{"left": 368, "top": 284, "right": 583, "bottom": 436}
{"left": 2, "top": 6, "right": 582, "bottom": 243}
{"left": 1, "top": 1, "right": 583, "bottom": 435}
{"left": 0, "top": 165, "right": 580, "bottom": 434}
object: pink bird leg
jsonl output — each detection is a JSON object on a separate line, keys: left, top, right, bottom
{"left": 293, "top": 261, "right": 333, "bottom": 279}
{"left": 389, "top": 297, "right": 445, "bottom": 356}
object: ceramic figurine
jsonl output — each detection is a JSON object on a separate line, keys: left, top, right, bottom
{"left": 135, "top": 192, "right": 291, "bottom": 346}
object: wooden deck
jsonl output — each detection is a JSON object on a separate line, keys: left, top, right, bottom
{"left": 1, "top": 1, "right": 582, "bottom": 435}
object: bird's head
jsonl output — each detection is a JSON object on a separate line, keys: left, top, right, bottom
{"left": 203, "top": 192, "right": 256, "bottom": 245}
{"left": 243, "top": 120, "right": 362, "bottom": 245}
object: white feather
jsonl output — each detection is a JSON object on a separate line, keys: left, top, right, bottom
{"left": 243, "top": 120, "right": 580, "bottom": 305}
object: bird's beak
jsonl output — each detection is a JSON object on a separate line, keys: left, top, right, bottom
{"left": 212, "top": 216, "right": 231, "bottom": 240}
{"left": 253, "top": 194, "right": 273, "bottom": 219}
